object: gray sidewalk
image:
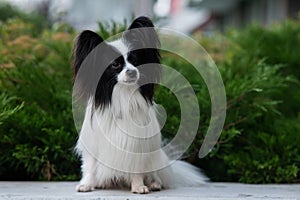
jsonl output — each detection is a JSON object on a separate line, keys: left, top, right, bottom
{"left": 0, "top": 181, "right": 299, "bottom": 200}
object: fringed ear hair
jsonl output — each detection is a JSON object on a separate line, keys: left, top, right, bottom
{"left": 124, "top": 16, "right": 160, "bottom": 50}
{"left": 71, "top": 30, "right": 106, "bottom": 107}
{"left": 123, "top": 16, "right": 161, "bottom": 104}
{"left": 72, "top": 30, "right": 104, "bottom": 80}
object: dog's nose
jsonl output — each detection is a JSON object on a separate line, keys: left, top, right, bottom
{"left": 126, "top": 69, "right": 137, "bottom": 78}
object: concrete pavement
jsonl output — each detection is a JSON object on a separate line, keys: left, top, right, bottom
{"left": 0, "top": 181, "right": 299, "bottom": 200}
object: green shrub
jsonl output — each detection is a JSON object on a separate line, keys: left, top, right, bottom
{"left": 159, "top": 44, "right": 297, "bottom": 183}
{"left": 0, "top": 94, "right": 23, "bottom": 126}
{"left": 189, "top": 20, "right": 300, "bottom": 183}
{"left": 0, "top": 15, "right": 127, "bottom": 180}
{"left": 0, "top": 11, "right": 299, "bottom": 183}
{"left": 0, "top": 2, "right": 50, "bottom": 34}
{"left": 0, "top": 17, "right": 79, "bottom": 180}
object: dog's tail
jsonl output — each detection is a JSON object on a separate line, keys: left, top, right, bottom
{"left": 158, "top": 160, "right": 208, "bottom": 188}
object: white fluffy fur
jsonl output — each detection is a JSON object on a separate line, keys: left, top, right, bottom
{"left": 75, "top": 39, "right": 207, "bottom": 193}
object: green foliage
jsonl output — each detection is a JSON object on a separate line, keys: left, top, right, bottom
{"left": 0, "top": 94, "right": 23, "bottom": 125}
{"left": 0, "top": 8, "right": 299, "bottom": 183}
{"left": 0, "top": 15, "right": 79, "bottom": 180}
{"left": 159, "top": 33, "right": 299, "bottom": 183}
{"left": 0, "top": 12, "right": 126, "bottom": 180}
{"left": 190, "top": 19, "right": 300, "bottom": 183}
{"left": 0, "top": 2, "right": 50, "bottom": 35}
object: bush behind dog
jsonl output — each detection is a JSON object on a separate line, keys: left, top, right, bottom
{"left": 0, "top": 11, "right": 299, "bottom": 182}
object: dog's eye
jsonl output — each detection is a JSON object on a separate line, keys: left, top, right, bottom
{"left": 111, "top": 61, "right": 122, "bottom": 69}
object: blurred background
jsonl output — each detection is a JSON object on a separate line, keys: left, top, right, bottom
{"left": 0, "top": 0, "right": 300, "bottom": 184}
{"left": 4, "top": 0, "right": 300, "bottom": 32}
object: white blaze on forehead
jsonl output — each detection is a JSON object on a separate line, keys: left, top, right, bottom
{"left": 109, "top": 39, "right": 137, "bottom": 71}
{"left": 108, "top": 39, "right": 129, "bottom": 57}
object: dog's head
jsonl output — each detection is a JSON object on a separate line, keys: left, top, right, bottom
{"left": 72, "top": 16, "right": 161, "bottom": 110}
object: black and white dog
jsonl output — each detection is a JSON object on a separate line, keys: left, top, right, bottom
{"left": 72, "top": 16, "right": 206, "bottom": 194}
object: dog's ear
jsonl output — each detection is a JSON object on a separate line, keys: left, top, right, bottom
{"left": 124, "top": 17, "right": 161, "bottom": 104}
{"left": 72, "top": 30, "right": 104, "bottom": 78}
{"left": 124, "top": 16, "right": 160, "bottom": 50}
{"left": 128, "top": 16, "right": 155, "bottom": 29}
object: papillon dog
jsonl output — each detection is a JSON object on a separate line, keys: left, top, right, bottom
{"left": 72, "top": 16, "right": 207, "bottom": 194}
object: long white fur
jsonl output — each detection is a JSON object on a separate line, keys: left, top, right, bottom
{"left": 75, "top": 39, "right": 207, "bottom": 193}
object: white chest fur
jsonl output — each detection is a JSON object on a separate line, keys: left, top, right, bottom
{"left": 77, "top": 83, "right": 164, "bottom": 183}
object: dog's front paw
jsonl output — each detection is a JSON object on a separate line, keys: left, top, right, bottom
{"left": 131, "top": 185, "right": 149, "bottom": 194}
{"left": 76, "top": 184, "right": 93, "bottom": 192}
{"left": 150, "top": 182, "right": 161, "bottom": 191}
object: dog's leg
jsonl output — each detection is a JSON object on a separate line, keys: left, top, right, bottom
{"left": 149, "top": 173, "right": 162, "bottom": 191}
{"left": 131, "top": 174, "right": 149, "bottom": 194}
{"left": 76, "top": 154, "right": 97, "bottom": 192}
